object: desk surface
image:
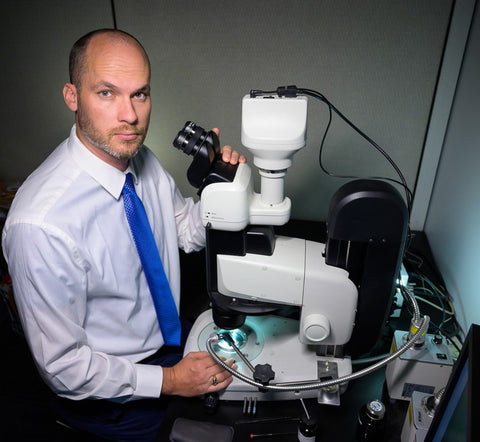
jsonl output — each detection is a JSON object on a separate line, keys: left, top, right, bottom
{"left": 158, "top": 367, "right": 408, "bottom": 441}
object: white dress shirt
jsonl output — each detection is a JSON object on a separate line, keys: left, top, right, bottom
{"left": 2, "top": 125, "right": 206, "bottom": 402}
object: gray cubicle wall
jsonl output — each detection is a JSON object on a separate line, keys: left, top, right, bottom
{"left": 1, "top": 0, "right": 454, "bottom": 221}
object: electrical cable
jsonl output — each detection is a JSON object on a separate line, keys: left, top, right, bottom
{"left": 403, "top": 245, "right": 465, "bottom": 346}
{"left": 403, "top": 264, "right": 464, "bottom": 344}
{"left": 351, "top": 352, "right": 390, "bottom": 366}
{"left": 110, "top": 0, "right": 118, "bottom": 29}
{"left": 250, "top": 86, "right": 413, "bottom": 215}
{"left": 400, "top": 282, "right": 463, "bottom": 348}
{"left": 415, "top": 295, "right": 455, "bottom": 316}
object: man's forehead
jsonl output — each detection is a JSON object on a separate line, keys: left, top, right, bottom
{"left": 88, "top": 32, "right": 141, "bottom": 53}
{"left": 86, "top": 34, "right": 150, "bottom": 73}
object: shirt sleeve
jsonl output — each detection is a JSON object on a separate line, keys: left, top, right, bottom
{"left": 3, "top": 222, "right": 162, "bottom": 401}
{"left": 162, "top": 172, "right": 206, "bottom": 254}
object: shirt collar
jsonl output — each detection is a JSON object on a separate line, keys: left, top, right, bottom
{"left": 67, "top": 125, "right": 140, "bottom": 200}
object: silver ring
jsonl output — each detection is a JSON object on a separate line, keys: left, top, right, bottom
{"left": 211, "top": 375, "right": 218, "bottom": 386}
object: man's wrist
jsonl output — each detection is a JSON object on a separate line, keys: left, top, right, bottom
{"left": 161, "top": 366, "right": 176, "bottom": 395}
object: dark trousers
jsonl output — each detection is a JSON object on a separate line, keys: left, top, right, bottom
{"left": 51, "top": 321, "right": 191, "bottom": 442}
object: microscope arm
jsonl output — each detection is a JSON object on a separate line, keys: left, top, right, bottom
{"left": 214, "top": 236, "right": 357, "bottom": 346}
{"left": 325, "top": 179, "right": 408, "bottom": 357}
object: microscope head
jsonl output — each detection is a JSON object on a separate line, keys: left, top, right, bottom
{"left": 241, "top": 94, "right": 308, "bottom": 171}
{"left": 241, "top": 93, "right": 308, "bottom": 208}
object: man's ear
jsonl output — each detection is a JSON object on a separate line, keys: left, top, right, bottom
{"left": 63, "top": 83, "right": 78, "bottom": 112}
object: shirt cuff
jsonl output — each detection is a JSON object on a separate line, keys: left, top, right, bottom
{"left": 133, "top": 363, "right": 163, "bottom": 399}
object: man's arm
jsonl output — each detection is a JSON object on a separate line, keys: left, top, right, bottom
{"left": 3, "top": 222, "right": 154, "bottom": 401}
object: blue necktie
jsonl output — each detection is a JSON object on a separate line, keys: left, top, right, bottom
{"left": 122, "top": 173, "right": 181, "bottom": 346}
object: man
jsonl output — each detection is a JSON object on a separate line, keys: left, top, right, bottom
{"left": 2, "top": 29, "right": 244, "bottom": 441}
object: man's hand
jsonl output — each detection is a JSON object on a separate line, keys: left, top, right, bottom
{"left": 161, "top": 351, "right": 237, "bottom": 397}
{"left": 211, "top": 128, "right": 246, "bottom": 165}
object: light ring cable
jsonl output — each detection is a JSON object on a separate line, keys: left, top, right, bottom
{"left": 206, "top": 288, "right": 428, "bottom": 393}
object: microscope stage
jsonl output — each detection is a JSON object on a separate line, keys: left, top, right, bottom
{"left": 184, "top": 309, "right": 351, "bottom": 402}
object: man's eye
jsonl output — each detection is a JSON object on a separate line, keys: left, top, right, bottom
{"left": 99, "top": 90, "right": 112, "bottom": 97}
{"left": 134, "top": 92, "right": 147, "bottom": 100}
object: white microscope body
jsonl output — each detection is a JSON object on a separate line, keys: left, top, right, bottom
{"left": 183, "top": 94, "right": 359, "bottom": 404}
{"left": 200, "top": 94, "right": 307, "bottom": 230}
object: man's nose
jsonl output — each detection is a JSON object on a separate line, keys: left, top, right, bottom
{"left": 118, "top": 98, "right": 138, "bottom": 124}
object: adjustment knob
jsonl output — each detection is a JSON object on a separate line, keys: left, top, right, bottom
{"left": 253, "top": 363, "right": 275, "bottom": 385}
{"left": 303, "top": 313, "right": 330, "bottom": 342}
{"left": 432, "top": 335, "right": 443, "bottom": 345}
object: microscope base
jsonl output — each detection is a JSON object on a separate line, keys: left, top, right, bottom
{"left": 184, "top": 309, "right": 351, "bottom": 403}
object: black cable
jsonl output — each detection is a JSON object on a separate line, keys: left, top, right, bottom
{"left": 300, "top": 88, "right": 413, "bottom": 214}
{"left": 250, "top": 86, "right": 413, "bottom": 215}
{"left": 110, "top": 0, "right": 118, "bottom": 29}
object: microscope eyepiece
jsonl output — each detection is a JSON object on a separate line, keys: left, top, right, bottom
{"left": 173, "top": 121, "right": 219, "bottom": 157}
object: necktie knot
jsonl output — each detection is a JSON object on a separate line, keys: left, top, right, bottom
{"left": 123, "top": 173, "right": 136, "bottom": 195}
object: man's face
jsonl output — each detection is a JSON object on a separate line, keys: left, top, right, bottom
{"left": 69, "top": 36, "right": 151, "bottom": 170}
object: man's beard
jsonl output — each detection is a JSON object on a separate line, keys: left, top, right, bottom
{"left": 77, "top": 109, "right": 148, "bottom": 161}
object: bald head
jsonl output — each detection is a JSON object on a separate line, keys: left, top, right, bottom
{"left": 69, "top": 29, "right": 151, "bottom": 89}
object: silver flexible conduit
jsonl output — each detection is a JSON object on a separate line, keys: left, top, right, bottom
{"left": 206, "top": 285, "right": 429, "bottom": 392}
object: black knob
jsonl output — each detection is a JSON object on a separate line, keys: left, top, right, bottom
{"left": 253, "top": 363, "right": 275, "bottom": 385}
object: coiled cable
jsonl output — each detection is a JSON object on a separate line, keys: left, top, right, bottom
{"left": 206, "top": 286, "right": 428, "bottom": 392}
